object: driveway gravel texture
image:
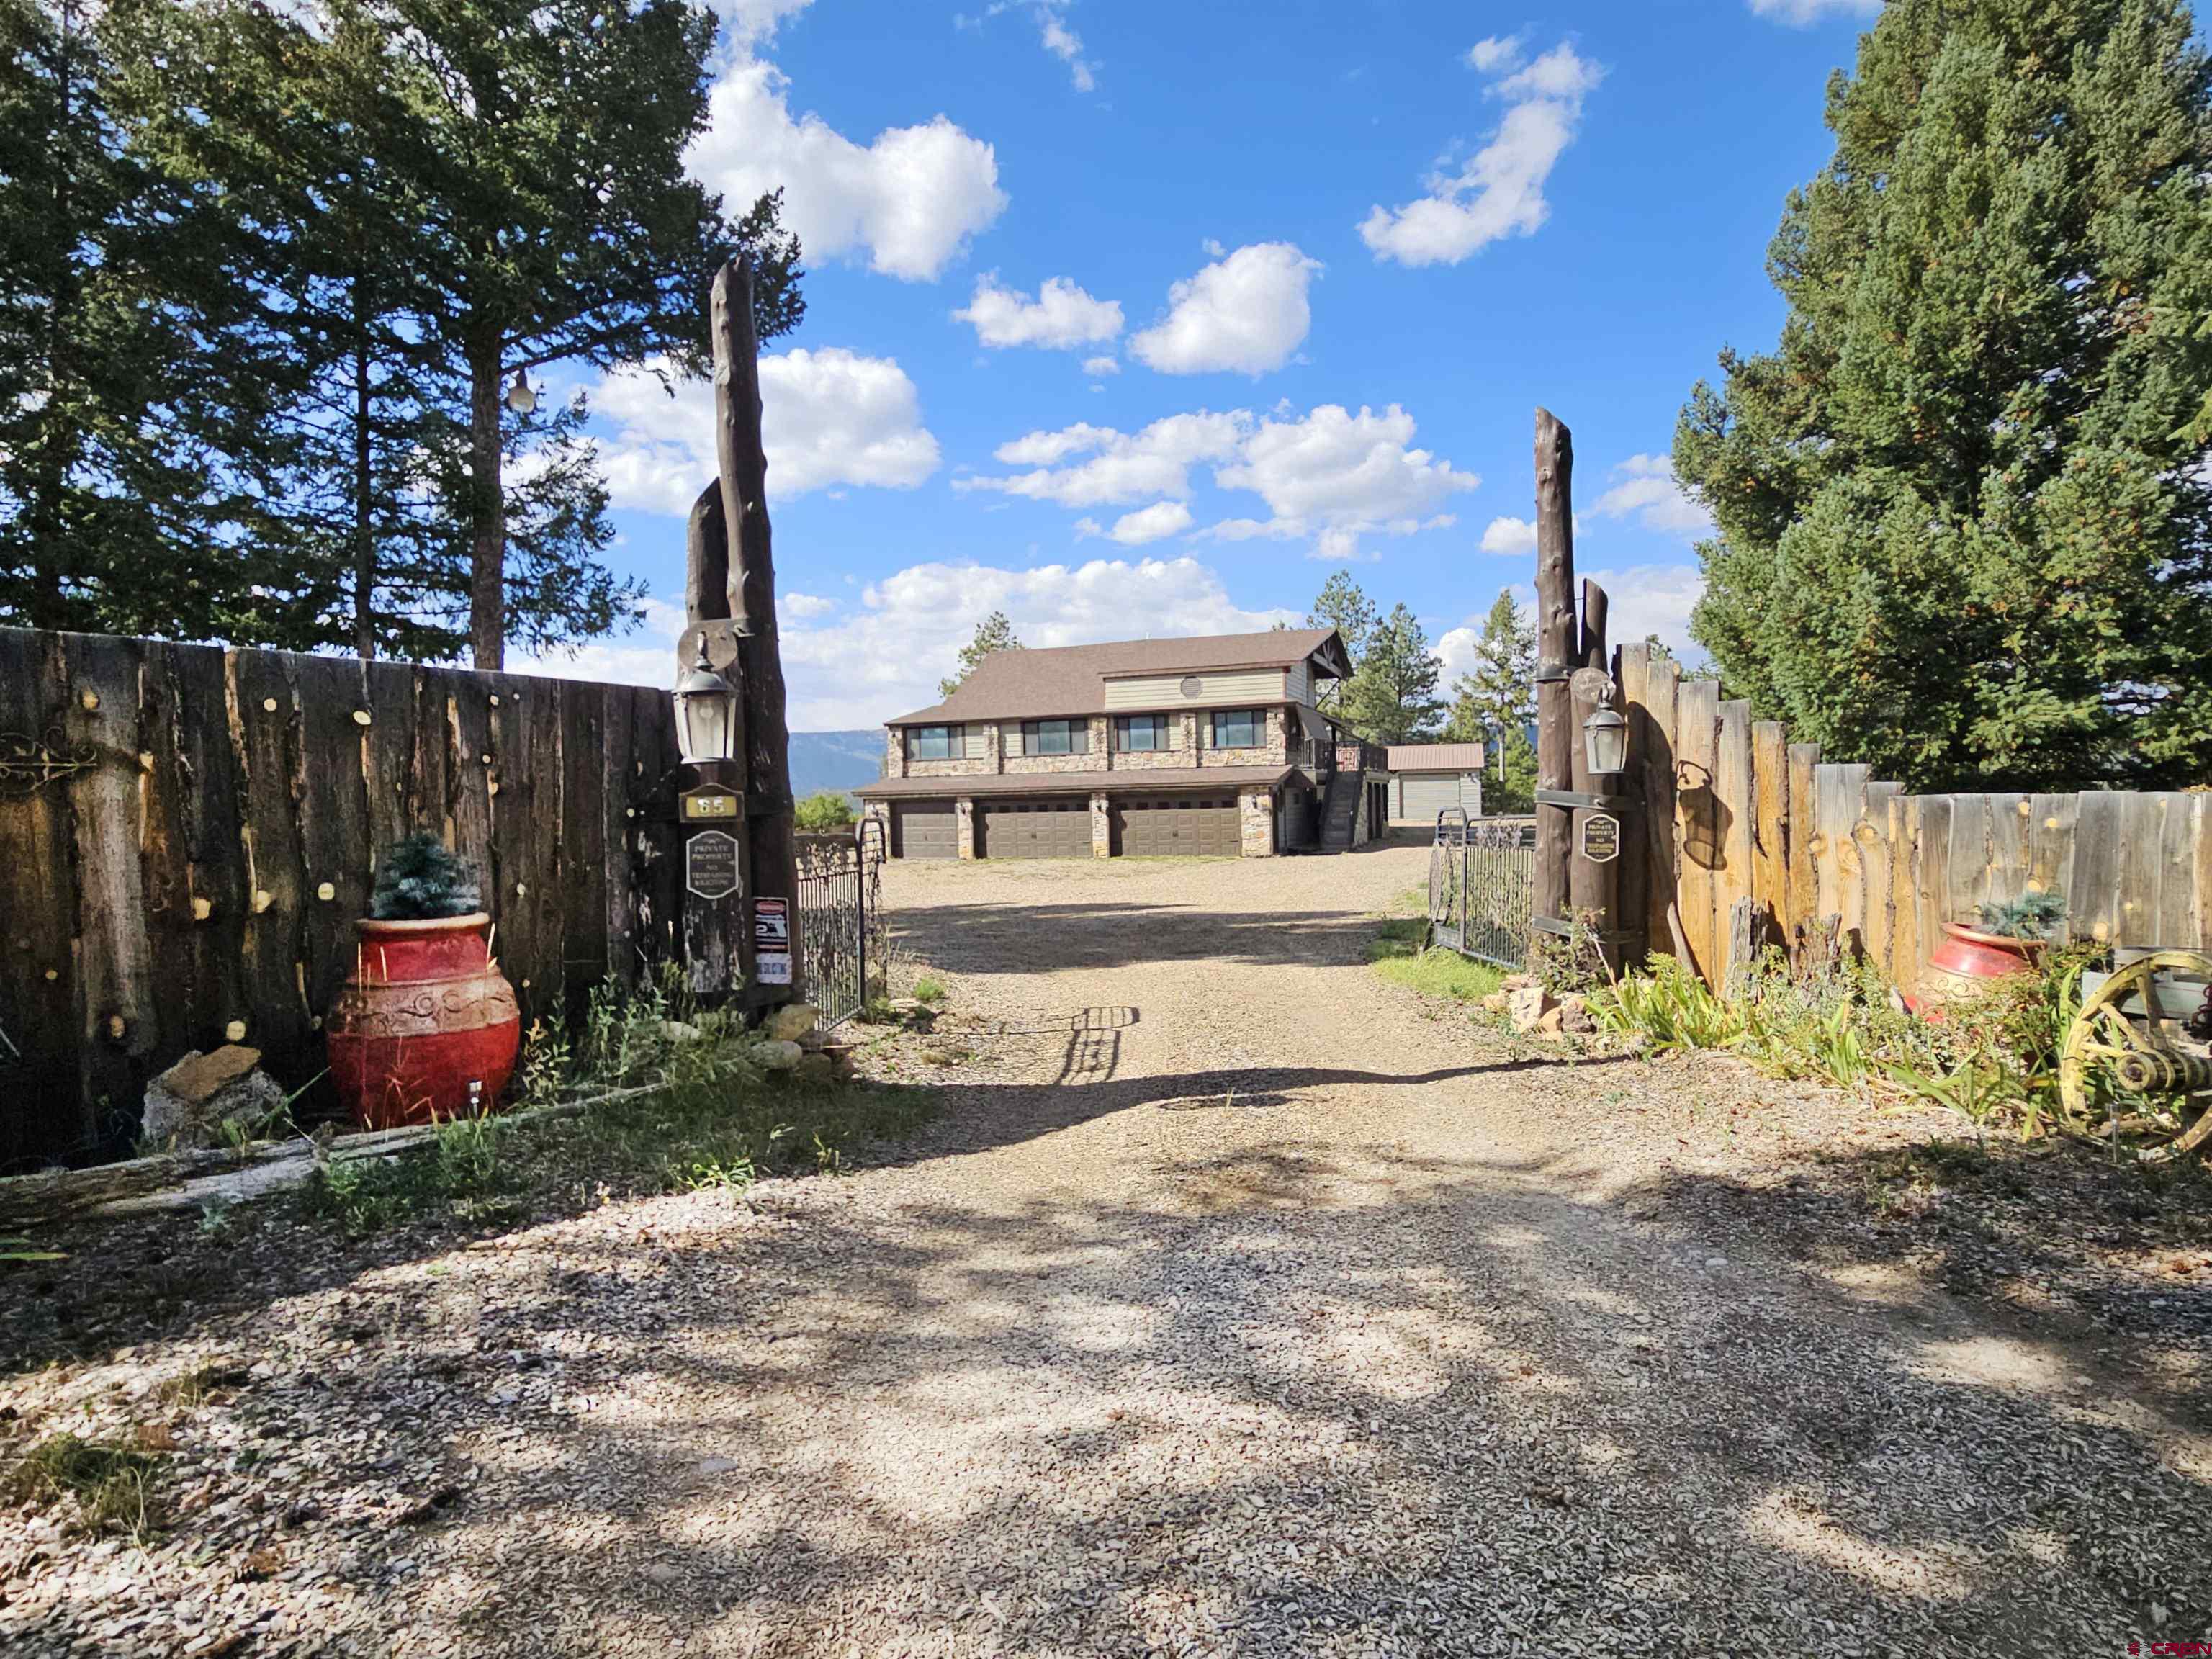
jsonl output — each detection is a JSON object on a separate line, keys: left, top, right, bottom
{"left": 4, "top": 844, "right": 2210, "bottom": 1657}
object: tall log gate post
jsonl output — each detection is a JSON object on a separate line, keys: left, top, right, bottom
{"left": 1531, "top": 410, "right": 1631, "bottom": 976}
{"left": 1532, "top": 410, "right": 1578, "bottom": 937}
{"left": 673, "top": 258, "right": 800, "bottom": 1010}
{"left": 714, "top": 260, "right": 800, "bottom": 1009}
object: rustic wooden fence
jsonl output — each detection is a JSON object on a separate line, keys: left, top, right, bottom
{"left": 0, "top": 624, "right": 685, "bottom": 1172}
{"left": 1619, "top": 642, "right": 2212, "bottom": 995}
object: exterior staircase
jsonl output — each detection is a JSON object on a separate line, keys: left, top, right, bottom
{"left": 1320, "top": 770, "right": 1362, "bottom": 852}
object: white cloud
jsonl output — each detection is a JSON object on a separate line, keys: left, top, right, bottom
{"left": 1360, "top": 43, "right": 1604, "bottom": 267}
{"left": 1465, "top": 34, "right": 1523, "bottom": 72}
{"left": 1082, "top": 355, "right": 1120, "bottom": 377}
{"left": 1100, "top": 501, "right": 1194, "bottom": 546}
{"left": 784, "top": 592, "right": 837, "bottom": 619}
{"left": 1748, "top": 0, "right": 1881, "bottom": 22}
{"left": 967, "top": 401, "right": 1477, "bottom": 561}
{"left": 1591, "top": 454, "right": 1713, "bottom": 539}
{"left": 956, "top": 0, "right": 1098, "bottom": 91}
{"left": 1479, "top": 515, "right": 1538, "bottom": 555}
{"left": 1211, "top": 403, "right": 1478, "bottom": 559}
{"left": 1578, "top": 564, "right": 1707, "bottom": 658}
{"left": 720, "top": 0, "right": 812, "bottom": 44}
{"left": 960, "top": 412, "right": 1250, "bottom": 507}
{"left": 954, "top": 274, "right": 1123, "bottom": 349}
{"left": 1434, "top": 624, "right": 1482, "bottom": 683}
{"left": 1128, "top": 243, "right": 1321, "bottom": 377}
{"left": 689, "top": 59, "right": 1006, "bottom": 282}
{"left": 784, "top": 557, "right": 1297, "bottom": 726}
{"left": 597, "top": 349, "right": 940, "bottom": 516}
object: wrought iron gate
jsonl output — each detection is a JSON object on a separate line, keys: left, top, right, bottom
{"left": 795, "top": 821, "right": 886, "bottom": 1028}
{"left": 1428, "top": 811, "right": 1537, "bottom": 971}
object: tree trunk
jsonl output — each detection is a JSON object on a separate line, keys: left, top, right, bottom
{"left": 467, "top": 333, "right": 505, "bottom": 670}
{"left": 1532, "top": 408, "right": 1577, "bottom": 930}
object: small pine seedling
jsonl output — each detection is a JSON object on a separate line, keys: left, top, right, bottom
{"left": 370, "top": 832, "right": 483, "bottom": 920}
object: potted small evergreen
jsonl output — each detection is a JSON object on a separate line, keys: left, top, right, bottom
{"left": 325, "top": 833, "right": 519, "bottom": 1128}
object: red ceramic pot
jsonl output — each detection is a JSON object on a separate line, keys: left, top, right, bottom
{"left": 326, "top": 913, "right": 520, "bottom": 1129}
{"left": 1917, "top": 921, "right": 2044, "bottom": 1012}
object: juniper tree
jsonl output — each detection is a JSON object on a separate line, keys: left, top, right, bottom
{"left": 1675, "top": 0, "right": 2212, "bottom": 790}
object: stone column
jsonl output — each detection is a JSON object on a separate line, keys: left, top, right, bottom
{"left": 1091, "top": 791, "right": 1112, "bottom": 858}
{"left": 956, "top": 797, "right": 977, "bottom": 860}
{"left": 1089, "top": 715, "right": 1110, "bottom": 770}
{"left": 1239, "top": 787, "right": 1275, "bottom": 858}
{"left": 884, "top": 728, "right": 905, "bottom": 779}
{"left": 985, "top": 723, "right": 1003, "bottom": 773}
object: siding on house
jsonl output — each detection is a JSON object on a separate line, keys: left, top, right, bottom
{"left": 1102, "top": 667, "right": 1287, "bottom": 711}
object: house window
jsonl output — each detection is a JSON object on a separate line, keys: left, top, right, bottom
{"left": 1210, "top": 709, "right": 1265, "bottom": 750}
{"left": 1115, "top": 714, "right": 1170, "bottom": 752}
{"left": 909, "top": 725, "right": 963, "bottom": 761}
{"left": 1020, "top": 718, "right": 1087, "bottom": 756}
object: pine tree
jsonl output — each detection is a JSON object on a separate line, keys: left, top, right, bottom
{"left": 1338, "top": 603, "right": 1443, "bottom": 743}
{"left": 1441, "top": 590, "right": 1534, "bottom": 757}
{"left": 941, "top": 611, "right": 1022, "bottom": 698}
{"left": 1305, "top": 570, "right": 1378, "bottom": 718}
{"left": 1675, "top": 0, "right": 2212, "bottom": 790}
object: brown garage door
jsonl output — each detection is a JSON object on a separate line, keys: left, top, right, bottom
{"left": 1113, "top": 794, "right": 1242, "bottom": 858}
{"left": 891, "top": 800, "right": 958, "bottom": 860}
{"left": 976, "top": 799, "right": 1092, "bottom": 859}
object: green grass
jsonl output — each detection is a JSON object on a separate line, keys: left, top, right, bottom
{"left": 6, "top": 1434, "right": 163, "bottom": 1536}
{"left": 911, "top": 976, "right": 948, "bottom": 1006}
{"left": 1366, "top": 914, "right": 1506, "bottom": 1002}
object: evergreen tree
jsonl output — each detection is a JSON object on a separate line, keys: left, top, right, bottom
{"left": 1676, "top": 0, "right": 2212, "bottom": 790}
{"left": 0, "top": 0, "right": 310, "bottom": 640}
{"left": 1305, "top": 570, "right": 1377, "bottom": 718}
{"left": 1338, "top": 603, "right": 1444, "bottom": 743}
{"left": 941, "top": 611, "right": 1022, "bottom": 698}
{"left": 1441, "top": 590, "right": 1534, "bottom": 759}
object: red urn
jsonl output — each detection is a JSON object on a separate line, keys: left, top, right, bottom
{"left": 1915, "top": 921, "right": 2045, "bottom": 1013}
{"left": 326, "top": 913, "right": 520, "bottom": 1129}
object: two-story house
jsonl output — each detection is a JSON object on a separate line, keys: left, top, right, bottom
{"left": 857, "top": 629, "right": 1389, "bottom": 860}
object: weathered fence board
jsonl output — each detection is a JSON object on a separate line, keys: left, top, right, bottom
{"left": 0, "top": 624, "right": 682, "bottom": 1172}
{"left": 1614, "top": 665, "right": 2208, "bottom": 991}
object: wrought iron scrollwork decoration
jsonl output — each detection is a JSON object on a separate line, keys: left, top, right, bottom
{"left": 0, "top": 727, "right": 99, "bottom": 798}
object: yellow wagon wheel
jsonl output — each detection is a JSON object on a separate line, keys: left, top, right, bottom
{"left": 2058, "top": 950, "right": 2212, "bottom": 1164}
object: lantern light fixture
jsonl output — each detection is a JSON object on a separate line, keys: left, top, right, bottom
{"left": 673, "top": 638, "right": 737, "bottom": 763}
{"left": 505, "top": 367, "right": 537, "bottom": 415}
{"left": 1583, "top": 704, "right": 1629, "bottom": 778}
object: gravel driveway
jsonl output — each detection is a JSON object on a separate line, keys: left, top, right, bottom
{"left": 7, "top": 846, "right": 2208, "bottom": 1655}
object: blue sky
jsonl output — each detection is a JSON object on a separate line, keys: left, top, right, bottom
{"left": 536, "top": 0, "right": 1880, "bottom": 729}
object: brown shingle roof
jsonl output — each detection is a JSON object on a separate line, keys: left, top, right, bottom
{"left": 1385, "top": 742, "right": 1488, "bottom": 772}
{"left": 858, "top": 766, "right": 1302, "bottom": 799}
{"left": 889, "top": 629, "right": 1346, "bottom": 725}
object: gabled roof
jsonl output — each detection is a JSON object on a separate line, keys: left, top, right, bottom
{"left": 890, "top": 629, "right": 1349, "bottom": 726}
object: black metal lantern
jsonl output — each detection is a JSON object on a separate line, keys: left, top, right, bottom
{"left": 1582, "top": 704, "right": 1628, "bottom": 777}
{"left": 674, "top": 640, "right": 736, "bottom": 763}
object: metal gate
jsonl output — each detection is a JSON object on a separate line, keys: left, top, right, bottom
{"left": 796, "top": 821, "right": 886, "bottom": 1028}
{"left": 1429, "top": 811, "right": 1536, "bottom": 970}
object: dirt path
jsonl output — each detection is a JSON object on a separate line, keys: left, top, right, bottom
{"left": 6, "top": 848, "right": 2208, "bottom": 1655}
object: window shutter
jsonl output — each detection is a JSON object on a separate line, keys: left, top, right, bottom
{"left": 1073, "top": 722, "right": 1089, "bottom": 755}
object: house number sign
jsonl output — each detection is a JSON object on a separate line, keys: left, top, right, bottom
{"left": 1579, "top": 811, "right": 1621, "bottom": 865}
{"left": 685, "top": 830, "right": 740, "bottom": 900}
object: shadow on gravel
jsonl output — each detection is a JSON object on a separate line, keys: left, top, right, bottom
{"left": 377, "top": 1149, "right": 2207, "bottom": 1657}
{"left": 887, "top": 902, "right": 1401, "bottom": 975}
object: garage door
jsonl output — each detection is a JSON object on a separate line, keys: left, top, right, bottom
{"left": 1113, "top": 794, "right": 1242, "bottom": 858}
{"left": 976, "top": 799, "right": 1091, "bottom": 859}
{"left": 1395, "top": 773, "right": 1478, "bottom": 825}
{"left": 891, "top": 800, "right": 958, "bottom": 859}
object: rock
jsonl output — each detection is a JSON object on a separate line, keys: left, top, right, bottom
{"left": 1533, "top": 1006, "right": 1566, "bottom": 1036}
{"left": 757, "top": 1040, "right": 804, "bottom": 1072}
{"left": 697, "top": 1455, "right": 738, "bottom": 1475}
{"left": 1501, "top": 974, "right": 1536, "bottom": 992}
{"left": 1557, "top": 993, "right": 1596, "bottom": 1035}
{"left": 142, "top": 1047, "right": 287, "bottom": 1150}
{"left": 1480, "top": 992, "right": 1511, "bottom": 1015}
{"left": 792, "top": 1052, "right": 836, "bottom": 1087}
{"left": 764, "top": 1003, "right": 819, "bottom": 1044}
{"left": 1506, "top": 986, "right": 1555, "bottom": 1033}
{"left": 660, "top": 1020, "right": 706, "bottom": 1043}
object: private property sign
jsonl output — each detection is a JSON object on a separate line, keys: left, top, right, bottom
{"left": 685, "top": 830, "right": 739, "bottom": 900}
{"left": 1579, "top": 812, "right": 1620, "bottom": 865}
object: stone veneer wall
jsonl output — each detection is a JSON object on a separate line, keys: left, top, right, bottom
{"left": 1202, "top": 707, "right": 1288, "bottom": 769}
{"left": 1111, "top": 711, "right": 1202, "bottom": 770}
{"left": 955, "top": 799, "right": 977, "bottom": 860}
{"left": 1000, "top": 714, "right": 1110, "bottom": 776}
{"left": 1238, "top": 787, "right": 1275, "bottom": 857}
{"left": 1089, "top": 792, "right": 1111, "bottom": 857}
